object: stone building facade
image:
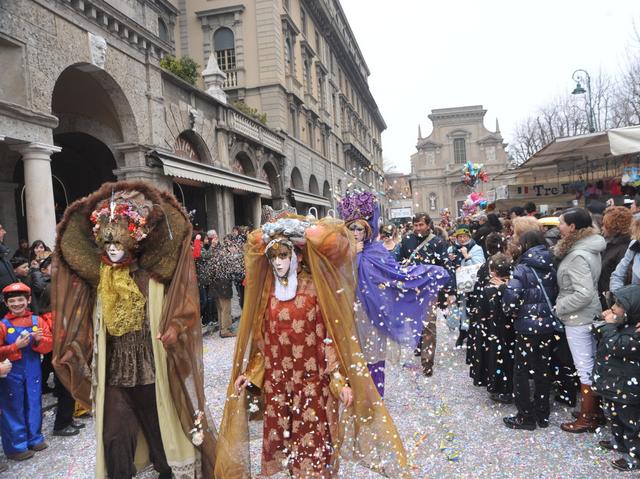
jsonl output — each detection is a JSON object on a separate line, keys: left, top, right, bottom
{"left": 410, "top": 105, "right": 508, "bottom": 217}
{"left": 173, "top": 0, "right": 386, "bottom": 214}
{"left": 0, "top": 0, "right": 383, "bottom": 252}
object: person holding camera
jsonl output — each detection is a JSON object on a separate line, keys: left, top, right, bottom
{"left": 592, "top": 284, "right": 640, "bottom": 471}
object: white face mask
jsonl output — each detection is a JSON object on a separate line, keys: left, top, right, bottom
{"left": 270, "top": 252, "right": 292, "bottom": 278}
{"left": 105, "top": 243, "right": 126, "bottom": 263}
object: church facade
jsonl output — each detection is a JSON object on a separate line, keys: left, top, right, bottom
{"left": 409, "top": 105, "right": 509, "bottom": 217}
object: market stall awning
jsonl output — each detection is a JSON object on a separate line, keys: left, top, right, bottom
{"left": 288, "top": 188, "right": 331, "bottom": 208}
{"left": 522, "top": 126, "right": 640, "bottom": 168}
{"left": 149, "top": 150, "right": 272, "bottom": 196}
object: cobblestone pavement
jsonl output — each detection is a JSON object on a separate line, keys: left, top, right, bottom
{"left": 4, "top": 309, "right": 615, "bottom": 478}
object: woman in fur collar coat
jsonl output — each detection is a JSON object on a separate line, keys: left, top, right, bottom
{"left": 554, "top": 208, "right": 606, "bottom": 434}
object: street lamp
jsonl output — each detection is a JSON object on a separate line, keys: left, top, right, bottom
{"left": 571, "top": 69, "right": 596, "bottom": 133}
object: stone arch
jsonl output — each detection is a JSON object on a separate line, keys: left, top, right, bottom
{"left": 174, "top": 130, "right": 213, "bottom": 164}
{"left": 323, "top": 180, "right": 331, "bottom": 198}
{"left": 233, "top": 151, "right": 256, "bottom": 177}
{"left": 290, "top": 167, "right": 303, "bottom": 189}
{"left": 261, "top": 160, "right": 283, "bottom": 199}
{"left": 229, "top": 141, "right": 258, "bottom": 176}
{"left": 309, "top": 175, "right": 319, "bottom": 195}
{"left": 51, "top": 63, "right": 139, "bottom": 145}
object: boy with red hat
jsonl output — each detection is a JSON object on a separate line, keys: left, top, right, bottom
{"left": 0, "top": 282, "right": 52, "bottom": 461}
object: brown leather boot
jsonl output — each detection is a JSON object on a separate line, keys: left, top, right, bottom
{"left": 561, "top": 384, "right": 600, "bottom": 433}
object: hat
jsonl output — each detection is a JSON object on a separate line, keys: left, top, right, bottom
{"left": 453, "top": 225, "right": 471, "bottom": 236}
{"left": 2, "top": 282, "right": 31, "bottom": 296}
{"left": 90, "top": 190, "right": 154, "bottom": 251}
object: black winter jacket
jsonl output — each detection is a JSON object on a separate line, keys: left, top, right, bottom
{"left": 593, "top": 284, "right": 640, "bottom": 405}
{"left": 398, "top": 233, "right": 447, "bottom": 267}
{"left": 593, "top": 322, "right": 640, "bottom": 405}
{"left": 502, "top": 245, "right": 558, "bottom": 334}
{"left": 598, "top": 234, "right": 631, "bottom": 295}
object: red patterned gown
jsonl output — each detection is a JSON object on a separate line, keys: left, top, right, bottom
{"left": 259, "top": 272, "right": 337, "bottom": 478}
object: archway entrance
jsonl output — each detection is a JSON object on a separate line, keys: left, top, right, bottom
{"left": 232, "top": 152, "right": 258, "bottom": 227}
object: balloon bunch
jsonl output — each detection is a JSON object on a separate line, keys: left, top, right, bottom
{"left": 461, "top": 161, "right": 489, "bottom": 187}
{"left": 461, "top": 192, "right": 488, "bottom": 218}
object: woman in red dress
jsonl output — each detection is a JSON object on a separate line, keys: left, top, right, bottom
{"left": 215, "top": 217, "right": 409, "bottom": 479}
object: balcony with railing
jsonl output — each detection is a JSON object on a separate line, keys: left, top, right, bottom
{"left": 223, "top": 69, "right": 238, "bottom": 88}
{"left": 228, "top": 110, "right": 284, "bottom": 154}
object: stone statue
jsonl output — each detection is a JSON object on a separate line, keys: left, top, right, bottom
{"left": 88, "top": 33, "right": 107, "bottom": 69}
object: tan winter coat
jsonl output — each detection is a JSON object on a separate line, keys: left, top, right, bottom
{"left": 554, "top": 228, "right": 606, "bottom": 327}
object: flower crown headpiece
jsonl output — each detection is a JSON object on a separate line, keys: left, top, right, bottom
{"left": 90, "top": 197, "right": 150, "bottom": 248}
{"left": 337, "top": 190, "right": 377, "bottom": 222}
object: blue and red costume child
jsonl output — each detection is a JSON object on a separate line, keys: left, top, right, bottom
{"left": 0, "top": 282, "right": 52, "bottom": 459}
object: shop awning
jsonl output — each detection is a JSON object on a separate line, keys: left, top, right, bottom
{"left": 149, "top": 150, "right": 272, "bottom": 196}
{"left": 522, "top": 126, "right": 640, "bottom": 168}
{"left": 288, "top": 188, "right": 332, "bottom": 208}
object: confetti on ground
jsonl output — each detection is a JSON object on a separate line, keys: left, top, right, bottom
{"left": 8, "top": 298, "right": 619, "bottom": 478}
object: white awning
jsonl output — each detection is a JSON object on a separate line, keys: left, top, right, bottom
{"left": 522, "top": 126, "right": 640, "bottom": 168}
{"left": 289, "top": 188, "right": 331, "bottom": 208}
{"left": 150, "top": 151, "right": 272, "bottom": 196}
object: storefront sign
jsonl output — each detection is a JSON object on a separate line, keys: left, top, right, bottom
{"left": 507, "top": 183, "right": 570, "bottom": 199}
{"left": 390, "top": 207, "right": 413, "bottom": 219}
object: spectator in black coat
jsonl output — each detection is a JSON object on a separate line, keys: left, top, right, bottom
{"left": 482, "top": 253, "right": 515, "bottom": 403}
{"left": 502, "top": 230, "right": 558, "bottom": 431}
{"left": 599, "top": 207, "right": 632, "bottom": 309}
{"left": 473, "top": 213, "right": 502, "bottom": 256}
{"left": 468, "top": 232, "right": 507, "bottom": 385}
{"left": 593, "top": 284, "right": 640, "bottom": 471}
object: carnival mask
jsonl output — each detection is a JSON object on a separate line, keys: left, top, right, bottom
{"left": 348, "top": 220, "right": 368, "bottom": 242}
{"left": 268, "top": 246, "right": 292, "bottom": 279}
{"left": 105, "top": 242, "right": 127, "bottom": 263}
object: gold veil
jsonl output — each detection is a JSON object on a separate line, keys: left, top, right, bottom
{"left": 215, "top": 217, "right": 409, "bottom": 478}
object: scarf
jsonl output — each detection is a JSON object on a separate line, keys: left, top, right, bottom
{"left": 97, "top": 262, "right": 146, "bottom": 336}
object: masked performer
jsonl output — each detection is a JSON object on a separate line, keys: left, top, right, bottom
{"left": 338, "top": 192, "right": 449, "bottom": 395}
{"left": 215, "top": 215, "right": 409, "bottom": 478}
{"left": 51, "top": 181, "right": 216, "bottom": 479}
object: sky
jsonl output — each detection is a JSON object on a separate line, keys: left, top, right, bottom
{"left": 340, "top": 0, "right": 640, "bottom": 173}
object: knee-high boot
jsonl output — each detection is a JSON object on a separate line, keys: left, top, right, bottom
{"left": 561, "top": 384, "right": 602, "bottom": 433}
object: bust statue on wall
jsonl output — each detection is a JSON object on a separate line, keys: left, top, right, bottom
{"left": 88, "top": 33, "right": 107, "bottom": 69}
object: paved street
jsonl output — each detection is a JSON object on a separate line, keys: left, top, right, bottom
{"left": 5, "top": 313, "right": 615, "bottom": 478}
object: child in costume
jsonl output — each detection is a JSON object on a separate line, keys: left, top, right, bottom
{"left": 0, "top": 282, "right": 52, "bottom": 461}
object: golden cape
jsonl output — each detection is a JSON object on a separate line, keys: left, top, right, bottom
{"left": 215, "top": 217, "right": 409, "bottom": 478}
{"left": 51, "top": 180, "right": 216, "bottom": 478}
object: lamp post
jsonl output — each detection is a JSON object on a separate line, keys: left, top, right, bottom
{"left": 571, "top": 69, "right": 596, "bottom": 133}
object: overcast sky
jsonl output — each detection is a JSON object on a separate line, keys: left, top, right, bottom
{"left": 340, "top": 0, "right": 640, "bottom": 173}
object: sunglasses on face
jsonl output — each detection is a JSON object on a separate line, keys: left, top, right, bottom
{"left": 349, "top": 225, "right": 365, "bottom": 232}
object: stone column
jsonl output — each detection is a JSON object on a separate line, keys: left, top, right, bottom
{"left": 251, "top": 194, "right": 261, "bottom": 229}
{"left": 14, "top": 143, "right": 61, "bottom": 247}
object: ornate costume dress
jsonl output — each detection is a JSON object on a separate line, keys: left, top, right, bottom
{"left": 51, "top": 181, "right": 216, "bottom": 479}
{"left": 251, "top": 273, "right": 338, "bottom": 477}
{"left": 215, "top": 217, "right": 410, "bottom": 479}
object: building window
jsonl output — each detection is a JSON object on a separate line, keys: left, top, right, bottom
{"left": 289, "top": 106, "right": 298, "bottom": 138}
{"left": 335, "top": 142, "right": 340, "bottom": 165}
{"left": 317, "top": 74, "right": 325, "bottom": 107}
{"left": 453, "top": 138, "right": 466, "bottom": 164}
{"left": 303, "top": 55, "right": 312, "bottom": 92}
{"left": 158, "top": 18, "right": 170, "bottom": 42}
{"left": 315, "top": 31, "right": 321, "bottom": 57}
{"left": 214, "top": 28, "right": 236, "bottom": 86}
{"left": 307, "top": 121, "right": 314, "bottom": 148}
{"left": 284, "top": 36, "right": 293, "bottom": 74}
{"left": 300, "top": 8, "right": 307, "bottom": 36}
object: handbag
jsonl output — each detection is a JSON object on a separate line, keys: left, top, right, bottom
{"left": 529, "top": 266, "right": 563, "bottom": 331}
